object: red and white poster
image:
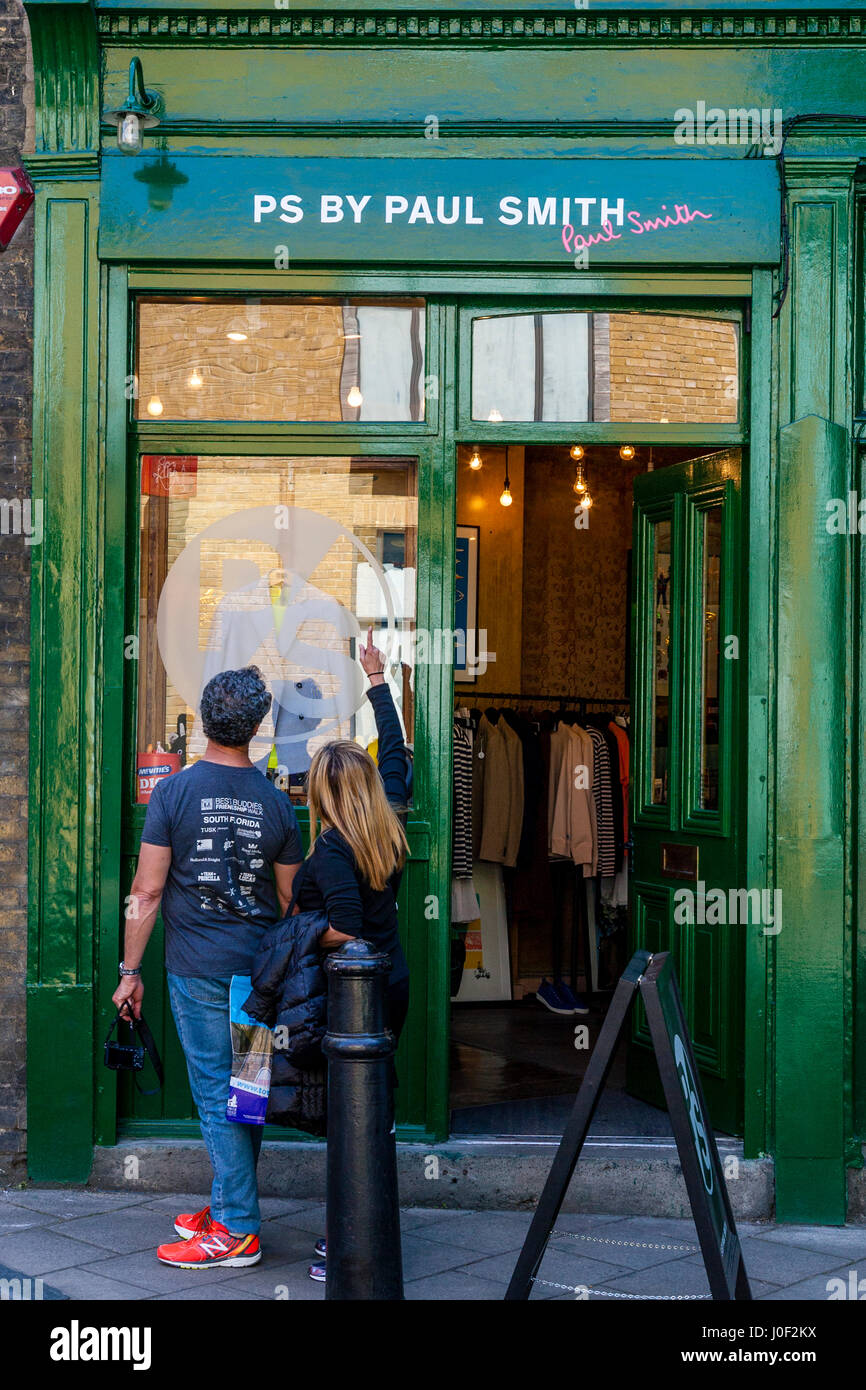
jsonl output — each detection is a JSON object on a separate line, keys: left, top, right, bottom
{"left": 0, "top": 168, "right": 35, "bottom": 251}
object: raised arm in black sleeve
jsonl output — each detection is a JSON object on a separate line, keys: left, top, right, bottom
{"left": 366, "top": 682, "right": 411, "bottom": 809}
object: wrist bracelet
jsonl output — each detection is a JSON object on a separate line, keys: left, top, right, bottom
{"left": 119, "top": 961, "right": 141, "bottom": 977}
{"left": 369, "top": 669, "right": 386, "bottom": 676}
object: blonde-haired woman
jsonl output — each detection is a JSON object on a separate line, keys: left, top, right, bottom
{"left": 299, "top": 629, "right": 411, "bottom": 1006}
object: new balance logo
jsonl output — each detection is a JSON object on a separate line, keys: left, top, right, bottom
{"left": 199, "top": 1236, "right": 230, "bottom": 1257}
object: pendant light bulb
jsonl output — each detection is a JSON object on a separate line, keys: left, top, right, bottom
{"left": 570, "top": 443, "right": 585, "bottom": 461}
{"left": 469, "top": 446, "right": 483, "bottom": 471}
{"left": 581, "top": 490, "right": 593, "bottom": 511}
{"left": 347, "top": 384, "right": 363, "bottom": 409}
{"left": 226, "top": 330, "right": 248, "bottom": 342}
{"left": 499, "top": 477, "right": 513, "bottom": 508}
{"left": 187, "top": 368, "right": 203, "bottom": 390}
{"left": 619, "top": 444, "right": 636, "bottom": 461}
{"left": 146, "top": 394, "right": 164, "bottom": 417}
{"left": 572, "top": 461, "right": 587, "bottom": 496}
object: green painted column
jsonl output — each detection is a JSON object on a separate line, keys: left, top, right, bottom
{"left": 24, "top": 0, "right": 101, "bottom": 1182}
{"left": 774, "top": 164, "right": 857, "bottom": 1223}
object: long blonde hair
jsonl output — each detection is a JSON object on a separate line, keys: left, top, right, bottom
{"left": 307, "top": 740, "right": 408, "bottom": 892}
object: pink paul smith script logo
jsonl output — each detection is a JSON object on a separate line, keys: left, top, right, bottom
{"left": 562, "top": 203, "right": 713, "bottom": 254}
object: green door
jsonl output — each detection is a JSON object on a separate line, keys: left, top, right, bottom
{"left": 627, "top": 450, "right": 745, "bottom": 1137}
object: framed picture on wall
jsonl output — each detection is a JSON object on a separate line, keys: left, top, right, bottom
{"left": 455, "top": 524, "right": 479, "bottom": 683}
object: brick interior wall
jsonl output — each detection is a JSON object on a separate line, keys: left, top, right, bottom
{"left": 606, "top": 313, "right": 739, "bottom": 423}
{"left": 0, "top": 0, "right": 32, "bottom": 1172}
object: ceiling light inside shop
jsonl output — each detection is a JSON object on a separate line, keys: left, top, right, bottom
{"left": 499, "top": 473, "right": 512, "bottom": 507}
{"left": 187, "top": 368, "right": 203, "bottom": 389}
{"left": 488, "top": 408, "right": 503, "bottom": 423}
{"left": 469, "top": 447, "right": 483, "bottom": 471}
{"left": 226, "top": 330, "right": 248, "bottom": 342}
{"left": 146, "top": 395, "right": 164, "bottom": 416}
{"left": 347, "top": 385, "right": 363, "bottom": 408}
{"left": 570, "top": 444, "right": 585, "bottom": 461}
{"left": 619, "top": 444, "right": 636, "bottom": 461}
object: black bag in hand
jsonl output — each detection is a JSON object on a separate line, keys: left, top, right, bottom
{"left": 103, "top": 1009, "right": 164, "bottom": 1096}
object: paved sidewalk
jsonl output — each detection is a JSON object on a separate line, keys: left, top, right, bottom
{"left": 1, "top": 1187, "right": 865, "bottom": 1300}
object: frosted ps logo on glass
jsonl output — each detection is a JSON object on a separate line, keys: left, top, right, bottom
{"left": 157, "top": 505, "right": 398, "bottom": 769}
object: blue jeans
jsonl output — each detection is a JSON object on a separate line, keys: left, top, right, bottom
{"left": 167, "top": 973, "right": 262, "bottom": 1236}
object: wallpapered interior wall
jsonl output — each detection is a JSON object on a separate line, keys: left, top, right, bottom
{"left": 521, "top": 449, "right": 644, "bottom": 700}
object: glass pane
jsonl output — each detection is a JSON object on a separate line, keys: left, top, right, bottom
{"left": 136, "top": 455, "right": 417, "bottom": 807}
{"left": 700, "top": 506, "right": 723, "bottom": 811}
{"left": 650, "top": 518, "right": 672, "bottom": 806}
{"left": 470, "top": 311, "right": 738, "bottom": 423}
{"left": 135, "top": 298, "right": 425, "bottom": 422}
{"left": 472, "top": 312, "right": 591, "bottom": 422}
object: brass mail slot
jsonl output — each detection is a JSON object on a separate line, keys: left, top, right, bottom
{"left": 661, "top": 842, "right": 699, "bottom": 881}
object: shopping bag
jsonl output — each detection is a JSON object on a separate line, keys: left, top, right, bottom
{"left": 226, "top": 974, "right": 274, "bottom": 1125}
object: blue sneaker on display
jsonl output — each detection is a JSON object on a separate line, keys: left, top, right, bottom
{"left": 556, "top": 980, "right": 590, "bottom": 1016}
{"left": 535, "top": 978, "right": 573, "bottom": 1015}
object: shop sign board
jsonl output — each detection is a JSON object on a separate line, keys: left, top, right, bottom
{"left": 505, "top": 950, "right": 752, "bottom": 1302}
{"left": 0, "top": 168, "right": 35, "bottom": 251}
{"left": 100, "top": 157, "right": 780, "bottom": 266}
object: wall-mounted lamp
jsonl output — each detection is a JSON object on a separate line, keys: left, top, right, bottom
{"left": 469, "top": 446, "right": 483, "bottom": 471}
{"left": 104, "top": 58, "right": 161, "bottom": 155}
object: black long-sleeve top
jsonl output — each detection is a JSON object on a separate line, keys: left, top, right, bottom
{"left": 295, "top": 682, "right": 411, "bottom": 988}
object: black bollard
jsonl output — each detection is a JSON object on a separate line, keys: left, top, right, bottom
{"left": 323, "top": 939, "right": 404, "bottom": 1300}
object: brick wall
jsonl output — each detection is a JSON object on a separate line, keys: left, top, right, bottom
{"left": 604, "top": 312, "right": 739, "bottom": 423}
{"left": 0, "top": 0, "right": 32, "bottom": 1173}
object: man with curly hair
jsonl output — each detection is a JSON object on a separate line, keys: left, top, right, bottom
{"left": 113, "top": 666, "right": 303, "bottom": 1270}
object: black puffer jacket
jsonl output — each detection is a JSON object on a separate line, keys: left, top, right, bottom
{"left": 244, "top": 903, "right": 329, "bottom": 1135}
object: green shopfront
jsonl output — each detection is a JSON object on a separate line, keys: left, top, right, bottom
{"left": 22, "top": 0, "right": 866, "bottom": 1225}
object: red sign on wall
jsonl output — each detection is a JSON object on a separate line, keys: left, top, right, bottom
{"left": 0, "top": 168, "right": 35, "bottom": 251}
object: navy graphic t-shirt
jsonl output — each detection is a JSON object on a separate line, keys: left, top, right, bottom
{"left": 141, "top": 759, "right": 303, "bottom": 977}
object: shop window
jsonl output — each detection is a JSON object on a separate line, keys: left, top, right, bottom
{"left": 135, "top": 299, "right": 426, "bottom": 422}
{"left": 470, "top": 311, "right": 739, "bottom": 424}
{"left": 136, "top": 454, "right": 417, "bottom": 806}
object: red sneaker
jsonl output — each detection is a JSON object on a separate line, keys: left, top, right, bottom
{"left": 157, "top": 1221, "right": 262, "bottom": 1268}
{"left": 174, "top": 1204, "right": 213, "bottom": 1240}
